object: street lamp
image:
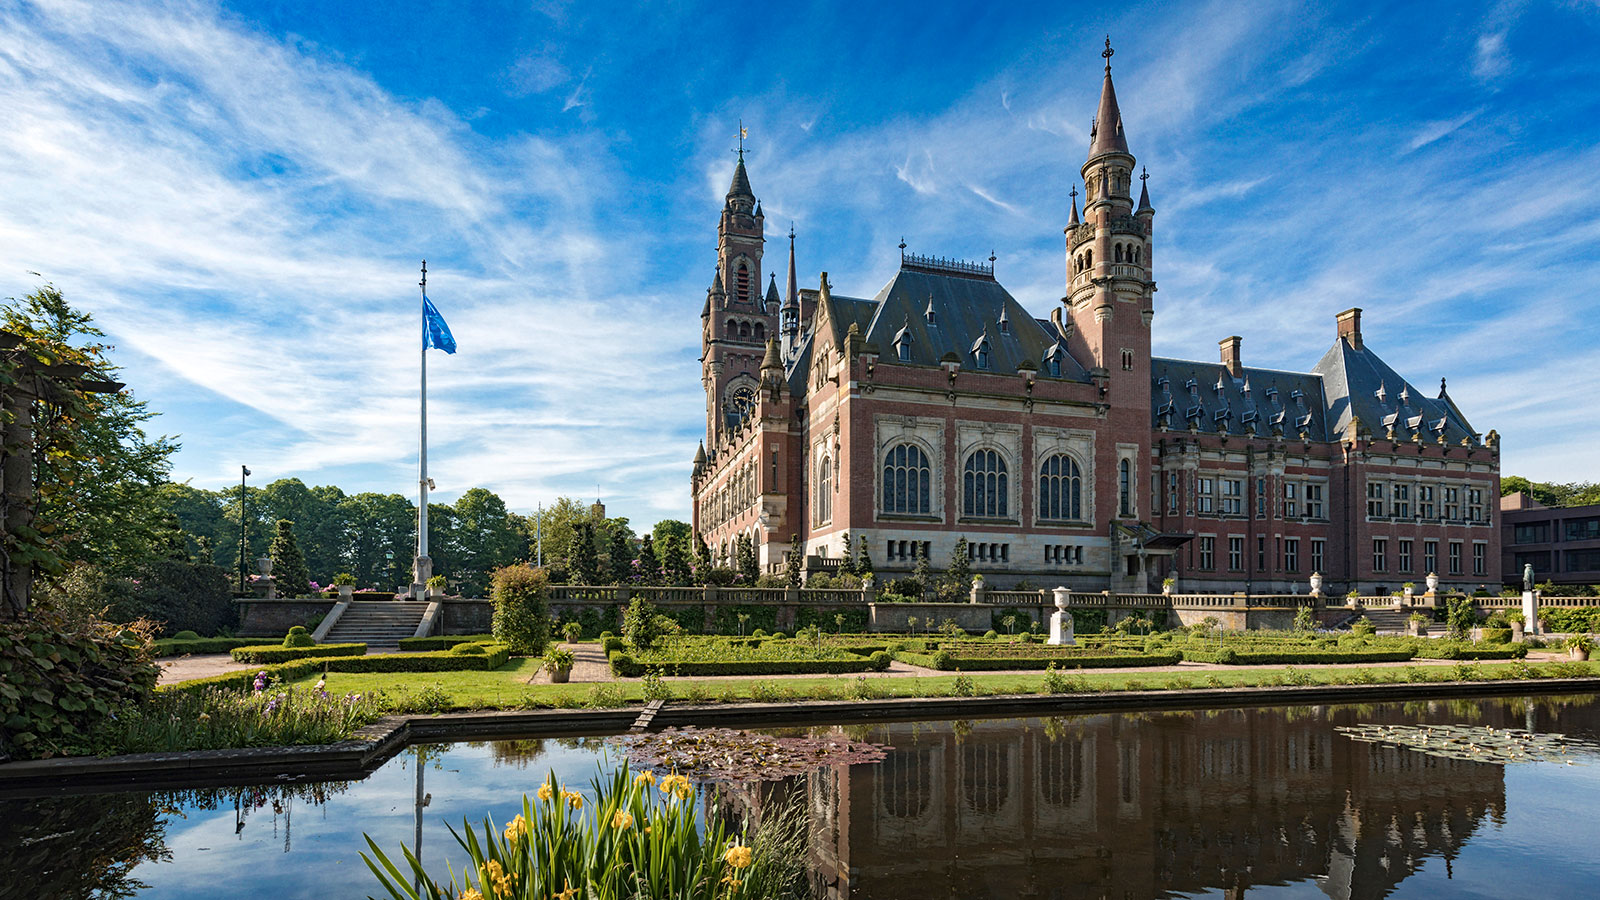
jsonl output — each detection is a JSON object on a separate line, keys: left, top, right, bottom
{"left": 385, "top": 549, "right": 396, "bottom": 592}
{"left": 239, "top": 465, "right": 251, "bottom": 593}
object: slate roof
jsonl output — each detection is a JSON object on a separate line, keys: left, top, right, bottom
{"left": 1312, "top": 339, "right": 1477, "bottom": 444}
{"left": 1151, "top": 358, "right": 1330, "bottom": 441}
{"left": 852, "top": 264, "right": 1090, "bottom": 381}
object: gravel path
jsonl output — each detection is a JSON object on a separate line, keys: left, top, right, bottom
{"left": 156, "top": 653, "right": 253, "bottom": 686}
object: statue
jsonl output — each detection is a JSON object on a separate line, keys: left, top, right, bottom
{"left": 1523, "top": 563, "right": 1534, "bottom": 593}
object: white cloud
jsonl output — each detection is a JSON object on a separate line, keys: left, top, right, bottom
{"left": 1474, "top": 31, "right": 1510, "bottom": 81}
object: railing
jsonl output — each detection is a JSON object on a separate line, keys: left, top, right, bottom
{"left": 984, "top": 590, "right": 1049, "bottom": 605}
{"left": 799, "top": 588, "right": 868, "bottom": 603}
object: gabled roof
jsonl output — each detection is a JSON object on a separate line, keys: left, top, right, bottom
{"left": 857, "top": 265, "right": 1089, "bottom": 381}
{"left": 1313, "top": 338, "right": 1477, "bottom": 443}
{"left": 1151, "top": 358, "right": 1329, "bottom": 441}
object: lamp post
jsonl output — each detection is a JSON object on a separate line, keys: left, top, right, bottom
{"left": 239, "top": 465, "right": 251, "bottom": 594}
{"left": 385, "top": 549, "right": 396, "bottom": 593}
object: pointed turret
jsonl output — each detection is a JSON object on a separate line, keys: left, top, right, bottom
{"left": 693, "top": 441, "right": 707, "bottom": 471}
{"left": 765, "top": 273, "right": 780, "bottom": 313}
{"left": 1068, "top": 184, "right": 1081, "bottom": 226}
{"left": 727, "top": 154, "right": 754, "bottom": 203}
{"left": 1136, "top": 167, "right": 1154, "bottom": 214}
{"left": 780, "top": 227, "right": 800, "bottom": 339}
{"left": 1088, "top": 37, "right": 1129, "bottom": 159}
{"left": 761, "top": 336, "right": 783, "bottom": 375}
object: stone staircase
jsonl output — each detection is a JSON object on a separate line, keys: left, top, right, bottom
{"left": 1358, "top": 607, "right": 1415, "bottom": 635}
{"left": 323, "top": 601, "right": 429, "bottom": 647}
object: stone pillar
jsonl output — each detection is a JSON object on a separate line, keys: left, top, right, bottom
{"left": 411, "top": 555, "right": 432, "bottom": 601}
{"left": 970, "top": 576, "right": 986, "bottom": 604}
{"left": 1049, "top": 587, "right": 1076, "bottom": 646}
{"left": 1523, "top": 590, "right": 1539, "bottom": 635}
{"left": 861, "top": 574, "right": 876, "bottom": 604}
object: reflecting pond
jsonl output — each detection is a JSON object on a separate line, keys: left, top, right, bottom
{"left": 6, "top": 694, "right": 1600, "bottom": 899}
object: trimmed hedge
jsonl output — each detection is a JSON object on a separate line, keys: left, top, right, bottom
{"left": 1412, "top": 641, "right": 1527, "bottom": 660}
{"left": 1181, "top": 648, "right": 1414, "bottom": 665}
{"left": 608, "top": 650, "right": 885, "bottom": 677}
{"left": 229, "top": 643, "right": 367, "bottom": 664}
{"left": 895, "top": 650, "right": 1182, "bottom": 671}
{"left": 397, "top": 634, "right": 496, "bottom": 652}
{"left": 160, "top": 658, "right": 327, "bottom": 694}
{"left": 795, "top": 605, "right": 869, "bottom": 633}
{"left": 602, "top": 636, "right": 626, "bottom": 655}
{"left": 164, "top": 646, "right": 513, "bottom": 694}
{"left": 152, "top": 637, "right": 257, "bottom": 657}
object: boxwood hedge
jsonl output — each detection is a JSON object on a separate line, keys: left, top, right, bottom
{"left": 229, "top": 643, "right": 367, "bottom": 664}
{"left": 1181, "top": 648, "right": 1415, "bottom": 665}
{"left": 163, "top": 646, "right": 513, "bottom": 694}
{"left": 151, "top": 637, "right": 258, "bottom": 657}
{"left": 895, "top": 650, "right": 1182, "bottom": 671}
{"left": 397, "top": 634, "right": 497, "bottom": 651}
{"left": 607, "top": 650, "right": 887, "bottom": 677}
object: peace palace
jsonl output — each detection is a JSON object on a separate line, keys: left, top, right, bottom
{"left": 689, "top": 43, "right": 1501, "bottom": 595}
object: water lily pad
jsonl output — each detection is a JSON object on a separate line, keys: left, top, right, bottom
{"left": 610, "top": 727, "right": 889, "bottom": 781}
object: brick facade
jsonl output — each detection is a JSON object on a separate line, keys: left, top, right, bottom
{"left": 691, "top": 46, "right": 1500, "bottom": 595}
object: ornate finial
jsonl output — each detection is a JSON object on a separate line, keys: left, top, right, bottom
{"left": 1069, "top": 184, "right": 1078, "bottom": 203}
{"left": 989, "top": 250, "right": 997, "bottom": 264}
{"left": 1440, "top": 376, "right": 1447, "bottom": 393}
{"left": 420, "top": 259, "right": 427, "bottom": 288}
{"left": 898, "top": 237, "right": 907, "bottom": 257}
{"left": 1141, "top": 166, "right": 1149, "bottom": 184}
{"left": 1103, "top": 36, "right": 1114, "bottom": 73}
{"left": 789, "top": 223, "right": 796, "bottom": 241}
{"left": 736, "top": 119, "right": 748, "bottom": 160}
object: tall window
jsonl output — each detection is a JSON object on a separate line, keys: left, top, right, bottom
{"left": 963, "top": 449, "right": 1008, "bottom": 518}
{"left": 1311, "top": 538, "right": 1325, "bottom": 573}
{"left": 735, "top": 264, "right": 750, "bottom": 302}
{"left": 1256, "top": 478, "right": 1267, "bottom": 518}
{"left": 1118, "top": 459, "right": 1133, "bottom": 517}
{"left": 1449, "top": 541, "right": 1462, "bottom": 575}
{"left": 1167, "top": 472, "right": 1179, "bottom": 513}
{"left": 814, "top": 454, "right": 833, "bottom": 525}
{"left": 1197, "top": 477, "right": 1214, "bottom": 514}
{"left": 1444, "top": 487, "right": 1460, "bottom": 520}
{"left": 1373, "top": 538, "right": 1388, "bottom": 573}
{"left": 1367, "top": 482, "right": 1386, "bottom": 517}
{"left": 1419, "top": 485, "right": 1435, "bottom": 519}
{"left": 1473, "top": 543, "right": 1487, "bottom": 576}
{"left": 1285, "top": 538, "right": 1299, "bottom": 573}
{"left": 882, "top": 444, "right": 931, "bottom": 515}
{"left": 975, "top": 343, "right": 991, "bottom": 369}
{"left": 1228, "top": 536, "right": 1244, "bottom": 571}
{"left": 1468, "top": 489, "right": 1484, "bottom": 522}
{"left": 1392, "top": 484, "right": 1411, "bottom": 518}
{"left": 1425, "top": 540, "right": 1438, "bottom": 574}
{"left": 1398, "top": 539, "right": 1413, "bottom": 573}
{"left": 1305, "top": 483, "right": 1324, "bottom": 519}
{"left": 1199, "top": 537, "right": 1215, "bottom": 570}
{"left": 1222, "top": 479, "right": 1243, "bottom": 515}
{"left": 1039, "top": 455, "right": 1083, "bottom": 520}
{"left": 1283, "top": 482, "right": 1298, "bottom": 518}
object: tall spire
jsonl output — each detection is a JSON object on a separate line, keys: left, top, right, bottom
{"left": 1068, "top": 184, "right": 1081, "bottom": 226}
{"left": 1136, "top": 167, "right": 1153, "bottom": 213}
{"left": 1088, "top": 37, "right": 1129, "bottom": 158}
{"left": 727, "top": 120, "right": 755, "bottom": 201}
{"left": 784, "top": 225, "right": 798, "bottom": 310}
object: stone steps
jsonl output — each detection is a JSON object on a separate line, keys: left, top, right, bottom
{"left": 325, "top": 601, "right": 429, "bottom": 645}
{"left": 1359, "top": 608, "right": 1416, "bottom": 634}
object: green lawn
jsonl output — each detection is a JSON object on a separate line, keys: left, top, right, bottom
{"left": 282, "top": 658, "right": 1600, "bottom": 712}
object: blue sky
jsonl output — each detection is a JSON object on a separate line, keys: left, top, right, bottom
{"left": 2, "top": 0, "right": 1597, "bottom": 529}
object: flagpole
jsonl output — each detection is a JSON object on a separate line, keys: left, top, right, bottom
{"left": 416, "top": 260, "right": 430, "bottom": 597}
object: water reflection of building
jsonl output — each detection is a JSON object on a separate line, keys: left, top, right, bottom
{"left": 747, "top": 706, "right": 1513, "bottom": 900}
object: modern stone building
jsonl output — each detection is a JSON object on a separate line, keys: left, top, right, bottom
{"left": 691, "top": 43, "right": 1500, "bottom": 595}
{"left": 1500, "top": 493, "right": 1600, "bottom": 587}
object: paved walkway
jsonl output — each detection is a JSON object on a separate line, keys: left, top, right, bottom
{"left": 157, "top": 653, "right": 253, "bottom": 686}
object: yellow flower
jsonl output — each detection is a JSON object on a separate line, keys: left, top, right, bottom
{"left": 459, "top": 889, "right": 483, "bottom": 900}
{"left": 633, "top": 770, "right": 656, "bottom": 787}
{"left": 484, "top": 859, "right": 515, "bottom": 898}
{"left": 724, "top": 844, "right": 753, "bottom": 869}
{"left": 198, "top": 713, "right": 211, "bottom": 722}
{"left": 536, "top": 782, "right": 555, "bottom": 803}
{"left": 658, "top": 773, "right": 693, "bottom": 800}
{"left": 562, "top": 789, "right": 584, "bottom": 810}
{"left": 502, "top": 814, "right": 528, "bottom": 843}
{"left": 611, "top": 810, "right": 634, "bottom": 829}
{"left": 551, "top": 881, "right": 580, "bottom": 900}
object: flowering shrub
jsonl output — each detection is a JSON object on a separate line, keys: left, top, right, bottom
{"left": 93, "top": 681, "right": 383, "bottom": 753}
{"left": 363, "top": 766, "right": 804, "bottom": 900}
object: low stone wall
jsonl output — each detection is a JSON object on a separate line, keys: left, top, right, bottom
{"left": 234, "top": 598, "right": 337, "bottom": 637}
{"left": 1171, "top": 606, "right": 1298, "bottom": 631}
{"left": 440, "top": 598, "right": 494, "bottom": 634}
{"left": 868, "top": 602, "right": 1050, "bottom": 634}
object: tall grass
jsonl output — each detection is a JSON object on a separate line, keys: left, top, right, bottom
{"left": 363, "top": 765, "right": 810, "bottom": 899}
{"left": 93, "top": 681, "right": 384, "bottom": 753}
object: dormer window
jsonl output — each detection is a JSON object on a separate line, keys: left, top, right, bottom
{"left": 897, "top": 338, "right": 911, "bottom": 361}
{"left": 976, "top": 345, "right": 991, "bottom": 369}
{"left": 1046, "top": 348, "right": 1062, "bottom": 377}
{"left": 998, "top": 308, "right": 1010, "bottom": 334}
{"left": 924, "top": 297, "right": 936, "bottom": 325}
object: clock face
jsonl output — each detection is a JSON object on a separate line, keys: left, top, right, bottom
{"left": 727, "top": 385, "right": 756, "bottom": 425}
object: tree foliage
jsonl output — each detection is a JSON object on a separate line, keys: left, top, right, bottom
{"left": 1501, "top": 475, "right": 1600, "bottom": 507}
{"left": 267, "top": 519, "right": 312, "bottom": 597}
{"left": 489, "top": 564, "right": 550, "bottom": 655}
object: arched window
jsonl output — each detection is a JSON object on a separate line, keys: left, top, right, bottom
{"left": 753, "top": 322, "right": 765, "bottom": 341}
{"left": 882, "top": 443, "right": 932, "bottom": 515}
{"left": 814, "top": 453, "right": 833, "bottom": 525}
{"left": 736, "top": 264, "right": 750, "bottom": 302}
{"left": 1119, "top": 458, "right": 1133, "bottom": 516}
{"left": 1115, "top": 244, "right": 1123, "bottom": 263}
{"left": 1040, "top": 455, "right": 1083, "bottom": 520}
{"left": 1086, "top": 249, "right": 1093, "bottom": 268}
{"left": 963, "top": 449, "right": 1008, "bottom": 518}
{"left": 739, "top": 322, "right": 751, "bottom": 339}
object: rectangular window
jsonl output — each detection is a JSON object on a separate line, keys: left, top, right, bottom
{"left": 1515, "top": 523, "right": 1549, "bottom": 544}
{"left": 1285, "top": 538, "right": 1300, "bottom": 573}
{"left": 1468, "top": 488, "right": 1483, "bottom": 522}
{"left": 1222, "top": 479, "right": 1243, "bottom": 515}
{"left": 1257, "top": 478, "right": 1267, "bottom": 519}
{"left": 1256, "top": 536, "right": 1267, "bottom": 570}
{"left": 1373, "top": 538, "right": 1388, "bottom": 573}
{"left": 1473, "top": 543, "right": 1486, "bottom": 576}
{"left": 1419, "top": 485, "right": 1435, "bottom": 519}
{"left": 1367, "top": 481, "right": 1385, "bottom": 517}
{"left": 1228, "top": 536, "right": 1244, "bottom": 572}
{"left": 1199, "top": 537, "right": 1215, "bottom": 570}
{"left": 1283, "top": 482, "right": 1297, "bottom": 518}
{"left": 1198, "top": 477, "right": 1214, "bottom": 514}
{"left": 1513, "top": 550, "right": 1550, "bottom": 575}
{"left": 1305, "top": 483, "right": 1324, "bottom": 519}
{"left": 1424, "top": 540, "right": 1438, "bottom": 575}
{"left": 1398, "top": 539, "right": 1413, "bottom": 573}
{"left": 1168, "top": 472, "right": 1179, "bottom": 513}
{"left": 1565, "top": 518, "right": 1600, "bottom": 541}
{"left": 1311, "top": 538, "right": 1325, "bottom": 574}
{"left": 1444, "top": 487, "right": 1460, "bottom": 520}
{"left": 1448, "top": 541, "right": 1462, "bottom": 575}
{"left": 1567, "top": 549, "right": 1600, "bottom": 572}
{"left": 1392, "top": 484, "right": 1410, "bottom": 519}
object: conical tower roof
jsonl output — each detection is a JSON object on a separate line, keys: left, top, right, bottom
{"left": 1088, "top": 38, "right": 1129, "bottom": 158}
{"left": 727, "top": 154, "right": 754, "bottom": 201}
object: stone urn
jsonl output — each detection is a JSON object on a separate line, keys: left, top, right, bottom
{"left": 548, "top": 666, "right": 572, "bottom": 684}
{"left": 1570, "top": 645, "right": 1591, "bottom": 662}
{"left": 1403, "top": 585, "right": 1414, "bottom": 604}
{"left": 1510, "top": 620, "right": 1525, "bottom": 643}
{"left": 256, "top": 556, "right": 274, "bottom": 577}
{"left": 1426, "top": 572, "right": 1440, "bottom": 594}
{"left": 336, "top": 584, "right": 354, "bottom": 601}
{"left": 1309, "top": 572, "right": 1324, "bottom": 597}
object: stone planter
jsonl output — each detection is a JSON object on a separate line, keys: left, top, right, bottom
{"left": 548, "top": 667, "right": 572, "bottom": 684}
{"left": 336, "top": 585, "right": 354, "bottom": 601}
{"left": 1408, "top": 622, "right": 1429, "bottom": 638}
{"left": 1511, "top": 622, "right": 1525, "bottom": 643}
{"left": 1569, "top": 647, "right": 1590, "bottom": 662}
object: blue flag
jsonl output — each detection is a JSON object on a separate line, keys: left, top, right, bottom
{"left": 423, "top": 294, "right": 457, "bottom": 354}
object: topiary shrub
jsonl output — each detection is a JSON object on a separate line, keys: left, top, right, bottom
{"left": 751, "top": 629, "right": 768, "bottom": 638}
{"left": 984, "top": 630, "right": 999, "bottom": 640}
{"left": 0, "top": 610, "right": 159, "bottom": 760}
{"left": 771, "top": 631, "right": 787, "bottom": 640}
{"left": 622, "top": 597, "right": 665, "bottom": 650}
{"left": 869, "top": 651, "right": 892, "bottom": 671}
{"left": 490, "top": 563, "right": 551, "bottom": 655}
{"left": 282, "top": 625, "right": 315, "bottom": 648}
{"left": 448, "top": 642, "right": 489, "bottom": 655}
{"left": 1214, "top": 648, "right": 1240, "bottom": 665}
{"left": 172, "top": 630, "right": 200, "bottom": 641}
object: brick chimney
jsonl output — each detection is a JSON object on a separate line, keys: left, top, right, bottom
{"left": 1336, "top": 307, "right": 1363, "bottom": 350}
{"left": 1219, "top": 335, "right": 1242, "bottom": 378}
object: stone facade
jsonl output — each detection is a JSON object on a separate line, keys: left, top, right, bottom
{"left": 691, "top": 44, "right": 1500, "bottom": 596}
